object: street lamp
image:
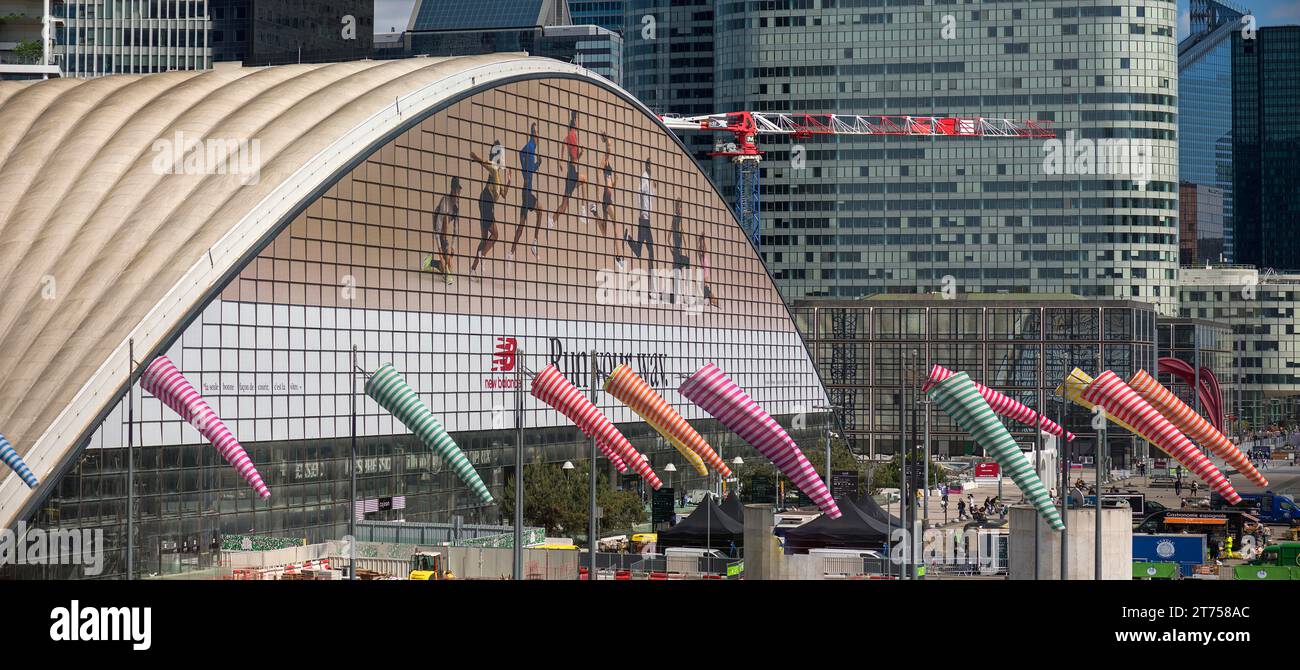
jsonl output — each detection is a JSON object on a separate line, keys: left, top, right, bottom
{"left": 562, "top": 460, "right": 574, "bottom": 477}
{"left": 664, "top": 462, "right": 677, "bottom": 489}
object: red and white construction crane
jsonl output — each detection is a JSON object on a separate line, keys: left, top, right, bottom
{"left": 659, "top": 111, "right": 1055, "bottom": 247}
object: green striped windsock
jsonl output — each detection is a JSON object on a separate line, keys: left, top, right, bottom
{"left": 926, "top": 371, "right": 1064, "bottom": 531}
{"left": 365, "top": 364, "right": 493, "bottom": 505}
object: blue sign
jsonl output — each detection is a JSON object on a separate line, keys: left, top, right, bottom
{"left": 1132, "top": 534, "right": 1206, "bottom": 576}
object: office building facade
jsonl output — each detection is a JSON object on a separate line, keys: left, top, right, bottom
{"left": 53, "top": 0, "right": 211, "bottom": 76}
{"left": 0, "top": 0, "right": 61, "bottom": 79}
{"left": 793, "top": 296, "right": 1159, "bottom": 465}
{"left": 569, "top": 0, "right": 625, "bottom": 34}
{"left": 1178, "top": 1, "right": 1245, "bottom": 262}
{"left": 707, "top": 1, "right": 1180, "bottom": 313}
{"left": 0, "top": 55, "right": 829, "bottom": 578}
{"left": 622, "top": 0, "right": 716, "bottom": 163}
{"left": 209, "top": 0, "right": 374, "bottom": 66}
{"left": 1179, "top": 267, "right": 1300, "bottom": 429}
{"left": 1232, "top": 26, "right": 1300, "bottom": 272}
{"left": 1179, "top": 182, "right": 1225, "bottom": 266}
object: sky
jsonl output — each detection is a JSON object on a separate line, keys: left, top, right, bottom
{"left": 372, "top": 0, "right": 1300, "bottom": 37}
{"left": 375, "top": 0, "right": 418, "bottom": 35}
{"left": 1179, "top": 0, "right": 1300, "bottom": 37}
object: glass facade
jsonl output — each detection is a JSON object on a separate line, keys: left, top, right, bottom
{"left": 623, "top": 0, "right": 717, "bottom": 164}
{"left": 54, "top": 0, "right": 211, "bottom": 76}
{"left": 538, "top": 25, "right": 624, "bottom": 85}
{"left": 1156, "top": 317, "right": 1233, "bottom": 425}
{"left": 793, "top": 298, "right": 1158, "bottom": 464}
{"left": 1178, "top": 6, "right": 1239, "bottom": 262}
{"left": 569, "top": 0, "right": 626, "bottom": 34}
{"left": 1179, "top": 268, "right": 1300, "bottom": 429}
{"left": 1232, "top": 27, "right": 1300, "bottom": 272}
{"left": 3, "top": 73, "right": 828, "bottom": 579}
{"left": 628, "top": 0, "right": 1179, "bottom": 314}
{"left": 209, "top": 0, "right": 374, "bottom": 66}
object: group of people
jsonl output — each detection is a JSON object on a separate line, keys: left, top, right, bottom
{"left": 418, "top": 112, "right": 718, "bottom": 306}
{"left": 952, "top": 493, "right": 1005, "bottom": 522}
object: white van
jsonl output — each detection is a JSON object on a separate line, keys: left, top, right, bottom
{"left": 808, "top": 548, "right": 884, "bottom": 560}
{"left": 664, "top": 547, "right": 726, "bottom": 559}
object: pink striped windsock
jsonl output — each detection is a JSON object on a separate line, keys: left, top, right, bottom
{"left": 1081, "top": 370, "right": 1240, "bottom": 504}
{"left": 530, "top": 364, "right": 659, "bottom": 488}
{"left": 922, "top": 365, "right": 1075, "bottom": 441}
{"left": 678, "top": 363, "right": 840, "bottom": 519}
{"left": 1127, "top": 370, "right": 1266, "bottom": 488}
{"left": 140, "top": 356, "right": 270, "bottom": 499}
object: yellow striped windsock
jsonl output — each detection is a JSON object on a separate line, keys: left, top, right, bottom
{"left": 1055, "top": 368, "right": 1144, "bottom": 436}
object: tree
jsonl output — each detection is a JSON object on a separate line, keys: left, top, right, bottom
{"left": 12, "top": 39, "right": 42, "bottom": 65}
{"left": 498, "top": 459, "right": 645, "bottom": 541}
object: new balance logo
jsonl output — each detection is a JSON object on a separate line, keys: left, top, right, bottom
{"left": 492, "top": 337, "right": 518, "bottom": 372}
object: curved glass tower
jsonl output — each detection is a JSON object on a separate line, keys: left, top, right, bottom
{"left": 710, "top": 0, "right": 1180, "bottom": 314}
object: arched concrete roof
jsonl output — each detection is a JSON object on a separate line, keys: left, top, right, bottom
{"left": 0, "top": 54, "right": 611, "bottom": 529}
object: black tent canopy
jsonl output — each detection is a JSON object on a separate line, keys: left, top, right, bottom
{"left": 854, "top": 493, "right": 902, "bottom": 528}
{"left": 720, "top": 491, "right": 745, "bottom": 524}
{"left": 782, "top": 496, "right": 892, "bottom": 551}
{"left": 656, "top": 495, "right": 743, "bottom": 550}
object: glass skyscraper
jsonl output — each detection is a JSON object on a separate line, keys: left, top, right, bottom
{"left": 623, "top": 0, "right": 716, "bottom": 163}
{"left": 1178, "top": 0, "right": 1244, "bottom": 263}
{"left": 569, "top": 0, "right": 626, "bottom": 33}
{"left": 705, "top": 1, "right": 1180, "bottom": 314}
{"left": 1232, "top": 26, "right": 1300, "bottom": 272}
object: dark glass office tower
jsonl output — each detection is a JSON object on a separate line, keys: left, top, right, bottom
{"left": 1233, "top": 27, "right": 1300, "bottom": 271}
{"left": 622, "top": 0, "right": 716, "bottom": 165}
{"left": 570, "top": 0, "right": 626, "bottom": 33}
{"left": 1179, "top": 1, "right": 1246, "bottom": 262}
{"left": 210, "top": 0, "right": 374, "bottom": 66}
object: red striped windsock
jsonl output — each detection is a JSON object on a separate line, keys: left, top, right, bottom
{"left": 922, "top": 365, "right": 1075, "bottom": 441}
{"left": 140, "top": 356, "right": 270, "bottom": 499}
{"left": 679, "top": 363, "right": 840, "bottom": 519}
{"left": 604, "top": 364, "right": 730, "bottom": 478}
{"left": 1127, "top": 370, "right": 1266, "bottom": 487}
{"left": 1081, "top": 370, "right": 1240, "bottom": 504}
{"left": 531, "top": 364, "right": 660, "bottom": 489}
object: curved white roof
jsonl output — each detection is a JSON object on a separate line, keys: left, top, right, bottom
{"left": 0, "top": 54, "right": 611, "bottom": 529}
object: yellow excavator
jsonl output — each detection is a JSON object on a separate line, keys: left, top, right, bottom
{"left": 408, "top": 551, "right": 450, "bottom": 580}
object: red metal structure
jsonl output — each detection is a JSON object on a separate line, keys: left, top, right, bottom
{"left": 659, "top": 111, "right": 1055, "bottom": 247}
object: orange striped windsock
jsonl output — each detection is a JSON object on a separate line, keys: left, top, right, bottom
{"left": 1128, "top": 369, "right": 1267, "bottom": 487}
{"left": 604, "top": 364, "right": 730, "bottom": 478}
{"left": 1082, "top": 370, "right": 1240, "bottom": 504}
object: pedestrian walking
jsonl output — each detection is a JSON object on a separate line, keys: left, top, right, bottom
{"left": 957, "top": 499, "right": 967, "bottom": 520}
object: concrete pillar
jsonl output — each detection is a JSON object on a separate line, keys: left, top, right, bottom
{"left": 1009, "top": 505, "right": 1132, "bottom": 580}
{"left": 742, "top": 504, "right": 782, "bottom": 580}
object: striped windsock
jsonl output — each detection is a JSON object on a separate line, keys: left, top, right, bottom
{"left": 926, "top": 372, "right": 1064, "bottom": 530}
{"left": 140, "top": 356, "right": 270, "bottom": 499}
{"left": 1056, "top": 368, "right": 1144, "bottom": 436}
{"left": 531, "top": 364, "right": 660, "bottom": 489}
{"left": 604, "top": 363, "right": 729, "bottom": 478}
{"left": 1128, "top": 370, "right": 1266, "bottom": 488}
{"left": 366, "top": 364, "right": 492, "bottom": 504}
{"left": 0, "top": 433, "right": 38, "bottom": 488}
{"left": 923, "top": 364, "right": 1075, "bottom": 441}
{"left": 1081, "top": 370, "right": 1240, "bottom": 504}
{"left": 678, "top": 363, "right": 839, "bottom": 519}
